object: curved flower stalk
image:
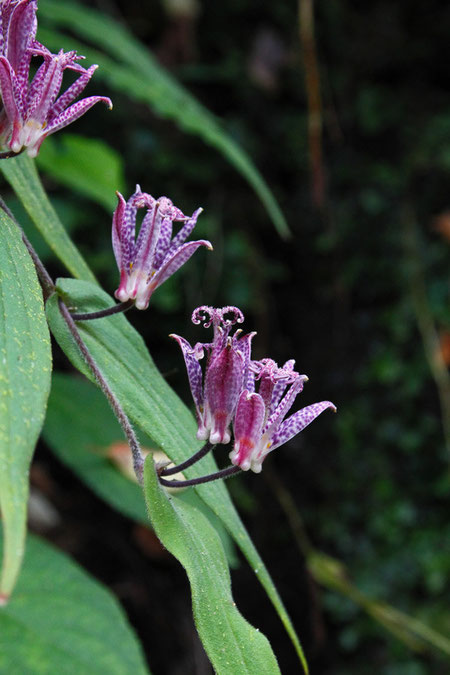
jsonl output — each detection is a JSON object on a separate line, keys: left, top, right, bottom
{"left": 112, "top": 187, "right": 212, "bottom": 310}
{"left": 230, "top": 357, "right": 336, "bottom": 473}
{"left": 0, "top": 0, "right": 112, "bottom": 157}
{"left": 171, "top": 306, "right": 255, "bottom": 444}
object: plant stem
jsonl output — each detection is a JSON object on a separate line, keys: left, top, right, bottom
{"left": 159, "top": 465, "right": 241, "bottom": 488}
{"left": 58, "top": 299, "right": 145, "bottom": 483}
{"left": 0, "top": 193, "right": 144, "bottom": 481}
{"left": 0, "top": 149, "right": 24, "bottom": 160}
{"left": 159, "top": 441, "right": 215, "bottom": 476}
{"left": 71, "top": 299, "right": 134, "bottom": 321}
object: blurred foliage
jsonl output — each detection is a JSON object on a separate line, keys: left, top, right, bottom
{"left": 5, "top": 0, "right": 447, "bottom": 672}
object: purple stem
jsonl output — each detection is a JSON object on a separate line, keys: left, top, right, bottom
{"left": 160, "top": 441, "right": 215, "bottom": 476}
{"left": 58, "top": 299, "right": 145, "bottom": 483}
{"left": 71, "top": 299, "right": 134, "bottom": 321}
{"left": 159, "top": 465, "right": 241, "bottom": 489}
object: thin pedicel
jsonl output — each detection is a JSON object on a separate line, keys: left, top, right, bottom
{"left": 159, "top": 465, "right": 241, "bottom": 489}
{"left": 70, "top": 299, "right": 134, "bottom": 321}
{"left": 159, "top": 441, "right": 215, "bottom": 477}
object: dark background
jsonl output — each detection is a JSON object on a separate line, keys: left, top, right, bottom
{"left": 24, "top": 1, "right": 450, "bottom": 673}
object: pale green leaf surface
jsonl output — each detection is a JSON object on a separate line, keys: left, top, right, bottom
{"left": 37, "top": 0, "right": 290, "bottom": 239}
{"left": 0, "top": 154, "right": 96, "bottom": 282}
{"left": 45, "top": 278, "right": 308, "bottom": 672}
{"left": 36, "top": 134, "right": 125, "bottom": 212}
{"left": 43, "top": 372, "right": 238, "bottom": 566}
{"left": 0, "top": 527, "right": 150, "bottom": 674}
{"left": 0, "top": 212, "right": 52, "bottom": 598}
{"left": 144, "top": 459, "right": 280, "bottom": 674}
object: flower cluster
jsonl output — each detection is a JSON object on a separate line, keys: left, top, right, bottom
{"left": 172, "top": 306, "right": 335, "bottom": 473}
{"left": 0, "top": 0, "right": 111, "bottom": 157}
{"left": 112, "top": 186, "right": 212, "bottom": 310}
{"left": 0, "top": 5, "right": 336, "bottom": 485}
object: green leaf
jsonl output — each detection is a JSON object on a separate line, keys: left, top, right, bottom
{"left": 144, "top": 458, "right": 280, "bottom": 674}
{"left": 37, "top": 0, "right": 290, "bottom": 239}
{"left": 0, "top": 527, "right": 150, "bottom": 674}
{"left": 0, "top": 154, "right": 96, "bottom": 282}
{"left": 45, "top": 278, "right": 308, "bottom": 672}
{"left": 0, "top": 211, "right": 52, "bottom": 599}
{"left": 44, "top": 372, "right": 148, "bottom": 524}
{"left": 44, "top": 372, "right": 239, "bottom": 567}
{"left": 36, "top": 134, "right": 126, "bottom": 212}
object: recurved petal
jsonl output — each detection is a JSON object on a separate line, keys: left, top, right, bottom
{"left": 150, "top": 239, "right": 212, "bottom": 292}
{"left": 168, "top": 207, "right": 203, "bottom": 252}
{"left": 170, "top": 334, "right": 204, "bottom": 419}
{"left": 264, "top": 374, "right": 308, "bottom": 438}
{"left": 269, "top": 401, "right": 336, "bottom": 451}
{"left": 43, "top": 95, "right": 112, "bottom": 137}
{"left": 49, "top": 64, "right": 97, "bottom": 120}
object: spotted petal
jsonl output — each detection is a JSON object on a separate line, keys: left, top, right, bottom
{"left": 0, "top": 55, "right": 19, "bottom": 122}
{"left": 263, "top": 375, "right": 308, "bottom": 438}
{"left": 43, "top": 95, "right": 112, "bottom": 137}
{"left": 111, "top": 191, "right": 127, "bottom": 271}
{"left": 49, "top": 63, "right": 98, "bottom": 120}
{"left": 230, "top": 391, "right": 266, "bottom": 471}
{"left": 270, "top": 401, "right": 336, "bottom": 452}
{"left": 150, "top": 239, "right": 212, "bottom": 293}
{"left": 170, "top": 334, "right": 204, "bottom": 422}
{"left": 167, "top": 207, "right": 203, "bottom": 253}
{"left": 204, "top": 343, "right": 245, "bottom": 444}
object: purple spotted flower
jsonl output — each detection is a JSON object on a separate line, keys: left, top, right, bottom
{"left": 171, "top": 306, "right": 255, "bottom": 444}
{"left": 112, "top": 187, "right": 212, "bottom": 310}
{"left": 230, "top": 358, "right": 336, "bottom": 473}
{"left": 0, "top": 0, "right": 112, "bottom": 157}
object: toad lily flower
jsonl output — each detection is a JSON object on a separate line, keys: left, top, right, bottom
{"left": 113, "top": 187, "right": 212, "bottom": 310}
{"left": 230, "top": 358, "right": 336, "bottom": 473}
{"left": 171, "top": 306, "right": 255, "bottom": 444}
{"left": 0, "top": 0, "right": 112, "bottom": 156}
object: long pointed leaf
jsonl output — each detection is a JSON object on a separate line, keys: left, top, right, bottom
{"left": 43, "top": 372, "right": 238, "bottom": 568}
{"left": 37, "top": 0, "right": 290, "bottom": 239}
{"left": 144, "top": 458, "right": 280, "bottom": 674}
{"left": 0, "top": 211, "right": 52, "bottom": 600}
{"left": 46, "top": 278, "right": 308, "bottom": 672}
{"left": 0, "top": 527, "right": 150, "bottom": 674}
{"left": 0, "top": 154, "right": 96, "bottom": 282}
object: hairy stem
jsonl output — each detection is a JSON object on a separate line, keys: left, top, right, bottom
{"left": 159, "top": 464, "right": 241, "bottom": 488}
{"left": 159, "top": 441, "right": 215, "bottom": 476}
{"left": 59, "top": 299, "right": 145, "bottom": 483}
{"left": 0, "top": 196, "right": 55, "bottom": 299}
{"left": 71, "top": 299, "right": 134, "bottom": 321}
